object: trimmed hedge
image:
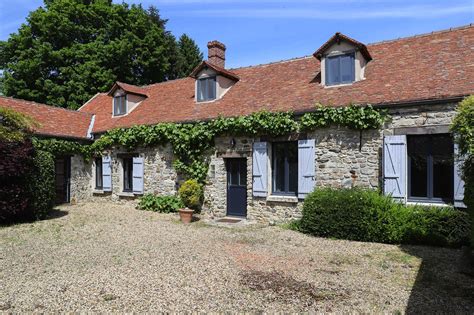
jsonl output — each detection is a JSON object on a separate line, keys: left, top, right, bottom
{"left": 28, "top": 150, "right": 55, "bottom": 220}
{"left": 0, "top": 139, "right": 35, "bottom": 223}
{"left": 0, "top": 141, "right": 55, "bottom": 223}
{"left": 137, "top": 194, "right": 184, "bottom": 213}
{"left": 299, "top": 188, "right": 471, "bottom": 247}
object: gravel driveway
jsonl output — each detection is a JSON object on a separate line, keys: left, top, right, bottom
{"left": 1, "top": 203, "right": 473, "bottom": 313}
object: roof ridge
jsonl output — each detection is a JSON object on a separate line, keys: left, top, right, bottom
{"left": 230, "top": 24, "right": 473, "bottom": 71}
{"left": 0, "top": 95, "right": 93, "bottom": 116}
{"left": 142, "top": 77, "right": 191, "bottom": 88}
{"left": 367, "top": 23, "right": 473, "bottom": 46}
{"left": 229, "top": 55, "right": 313, "bottom": 71}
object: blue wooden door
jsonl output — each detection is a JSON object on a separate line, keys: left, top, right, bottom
{"left": 226, "top": 158, "right": 247, "bottom": 217}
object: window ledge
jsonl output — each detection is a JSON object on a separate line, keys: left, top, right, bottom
{"left": 118, "top": 192, "right": 135, "bottom": 197}
{"left": 93, "top": 189, "right": 105, "bottom": 194}
{"left": 323, "top": 82, "right": 355, "bottom": 88}
{"left": 267, "top": 195, "right": 298, "bottom": 203}
{"left": 406, "top": 201, "right": 452, "bottom": 207}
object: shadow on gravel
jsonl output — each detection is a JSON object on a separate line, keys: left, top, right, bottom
{"left": 401, "top": 245, "right": 474, "bottom": 314}
{"left": 0, "top": 208, "right": 68, "bottom": 227}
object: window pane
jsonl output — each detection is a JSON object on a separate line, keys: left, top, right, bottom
{"left": 208, "top": 78, "right": 216, "bottom": 100}
{"left": 288, "top": 143, "right": 298, "bottom": 193}
{"left": 432, "top": 135, "right": 453, "bottom": 199}
{"left": 95, "top": 158, "right": 103, "bottom": 188}
{"left": 408, "top": 136, "right": 428, "bottom": 198}
{"left": 272, "top": 142, "right": 298, "bottom": 195}
{"left": 123, "top": 158, "right": 133, "bottom": 191}
{"left": 273, "top": 143, "right": 286, "bottom": 193}
{"left": 340, "top": 54, "right": 354, "bottom": 83}
{"left": 120, "top": 96, "right": 126, "bottom": 114}
{"left": 197, "top": 80, "right": 203, "bottom": 101}
{"left": 327, "top": 56, "right": 340, "bottom": 85}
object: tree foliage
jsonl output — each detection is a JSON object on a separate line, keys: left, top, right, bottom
{"left": 176, "top": 34, "right": 204, "bottom": 78}
{"left": 451, "top": 95, "right": 474, "bottom": 248}
{"left": 0, "top": 106, "right": 37, "bottom": 142}
{"left": 0, "top": 0, "right": 202, "bottom": 109}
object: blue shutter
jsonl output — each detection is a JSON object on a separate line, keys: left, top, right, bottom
{"left": 133, "top": 156, "right": 144, "bottom": 194}
{"left": 454, "top": 143, "right": 466, "bottom": 208}
{"left": 383, "top": 135, "right": 407, "bottom": 202}
{"left": 102, "top": 156, "right": 112, "bottom": 192}
{"left": 298, "top": 139, "right": 316, "bottom": 199}
{"left": 252, "top": 142, "right": 268, "bottom": 197}
{"left": 340, "top": 53, "right": 355, "bottom": 83}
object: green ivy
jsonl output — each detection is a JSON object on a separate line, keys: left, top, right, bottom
{"left": 33, "top": 105, "right": 387, "bottom": 182}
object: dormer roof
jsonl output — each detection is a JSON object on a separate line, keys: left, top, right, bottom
{"left": 313, "top": 32, "right": 372, "bottom": 61}
{"left": 189, "top": 61, "right": 240, "bottom": 81}
{"left": 107, "top": 81, "right": 148, "bottom": 97}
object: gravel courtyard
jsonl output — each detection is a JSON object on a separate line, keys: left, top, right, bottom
{"left": 1, "top": 203, "right": 473, "bottom": 313}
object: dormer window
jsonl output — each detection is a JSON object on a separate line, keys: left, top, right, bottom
{"left": 197, "top": 76, "right": 216, "bottom": 102}
{"left": 113, "top": 94, "right": 127, "bottom": 116}
{"left": 326, "top": 52, "right": 355, "bottom": 86}
{"left": 313, "top": 32, "right": 372, "bottom": 87}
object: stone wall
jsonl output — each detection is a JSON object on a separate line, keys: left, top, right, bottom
{"left": 203, "top": 103, "right": 458, "bottom": 223}
{"left": 69, "top": 102, "right": 459, "bottom": 223}
{"left": 70, "top": 154, "right": 93, "bottom": 204}
{"left": 69, "top": 145, "right": 178, "bottom": 205}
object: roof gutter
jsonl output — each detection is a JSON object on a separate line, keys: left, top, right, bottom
{"left": 86, "top": 115, "right": 96, "bottom": 139}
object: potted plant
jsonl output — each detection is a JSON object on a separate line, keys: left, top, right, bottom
{"left": 178, "top": 179, "right": 203, "bottom": 224}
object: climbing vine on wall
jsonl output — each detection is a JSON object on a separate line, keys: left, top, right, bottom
{"left": 34, "top": 104, "right": 388, "bottom": 182}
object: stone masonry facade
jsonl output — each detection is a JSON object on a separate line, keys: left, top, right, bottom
{"left": 69, "top": 103, "right": 458, "bottom": 223}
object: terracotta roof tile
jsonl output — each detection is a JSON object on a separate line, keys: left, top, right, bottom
{"left": 78, "top": 25, "right": 473, "bottom": 133}
{"left": 0, "top": 96, "right": 93, "bottom": 139}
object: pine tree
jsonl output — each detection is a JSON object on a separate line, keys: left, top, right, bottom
{"left": 176, "top": 34, "right": 204, "bottom": 78}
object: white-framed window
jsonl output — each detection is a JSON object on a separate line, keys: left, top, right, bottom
{"left": 197, "top": 77, "right": 216, "bottom": 102}
{"left": 113, "top": 95, "right": 127, "bottom": 116}
{"left": 383, "top": 134, "right": 465, "bottom": 207}
{"left": 325, "top": 52, "right": 355, "bottom": 86}
{"left": 252, "top": 140, "right": 315, "bottom": 200}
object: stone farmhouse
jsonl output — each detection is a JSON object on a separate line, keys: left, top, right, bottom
{"left": 1, "top": 25, "right": 473, "bottom": 222}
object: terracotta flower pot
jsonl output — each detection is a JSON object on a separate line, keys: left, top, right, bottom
{"left": 179, "top": 208, "right": 194, "bottom": 224}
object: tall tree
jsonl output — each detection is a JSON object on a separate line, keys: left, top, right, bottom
{"left": 0, "top": 0, "right": 201, "bottom": 109}
{"left": 176, "top": 34, "right": 204, "bottom": 78}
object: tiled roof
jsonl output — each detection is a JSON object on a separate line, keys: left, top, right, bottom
{"left": 80, "top": 25, "right": 474, "bottom": 134}
{"left": 0, "top": 96, "right": 93, "bottom": 139}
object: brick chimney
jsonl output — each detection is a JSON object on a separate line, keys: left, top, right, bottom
{"left": 207, "top": 40, "right": 226, "bottom": 68}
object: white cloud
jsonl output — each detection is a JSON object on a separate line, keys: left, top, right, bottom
{"left": 170, "top": 4, "right": 472, "bottom": 19}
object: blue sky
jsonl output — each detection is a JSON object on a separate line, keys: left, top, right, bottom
{"left": 0, "top": 0, "right": 472, "bottom": 68}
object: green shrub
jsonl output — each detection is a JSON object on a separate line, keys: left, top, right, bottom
{"left": 300, "top": 187, "right": 471, "bottom": 247}
{"left": 178, "top": 179, "right": 203, "bottom": 212}
{"left": 451, "top": 95, "right": 474, "bottom": 246}
{"left": 300, "top": 188, "right": 392, "bottom": 243}
{"left": 27, "top": 150, "right": 55, "bottom": 219}
{"left": 137, "top": 194, "right": 184, "bottom": 213}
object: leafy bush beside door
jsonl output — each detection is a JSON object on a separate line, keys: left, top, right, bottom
{"left": 137, "top": 194, "right": 184, "bottom": 213}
